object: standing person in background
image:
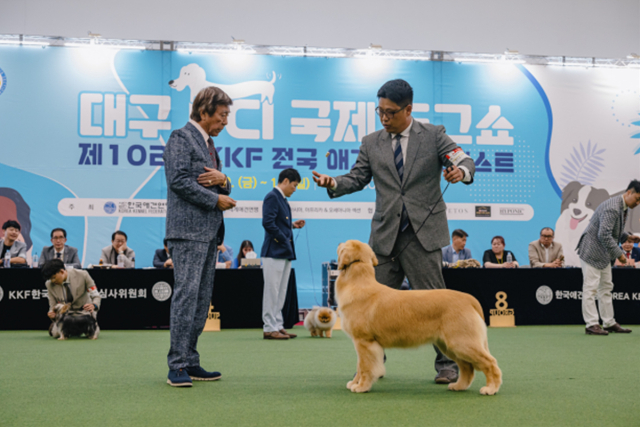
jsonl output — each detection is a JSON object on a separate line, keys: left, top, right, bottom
{"left": 100, "top": 231, "right": 135, "bottom": 268}
{"left": 233, "top": 240, "right": 255, "bottom": 268}
{"left": 261, "top": 168, "right": 305, "bottom": 340}
{"left": 483, "top": 236, "right": 519, "bottom": 268}
{"left": 163, "top": 86, "right": 236, "bottom": 387}
{"left": 312, "top": 79, "right": 475, "bottom": 384}
{"left": 577, "top": 180, "right": 640, "bottom": 335}
{"left": 39, "top": 228, "right": 82, "bottom": 268}
{"left": 0, "top": 220, "right": 27, "bottom": 267}
{"left": 153, "top": 239, "right": 173, "bottom": 269}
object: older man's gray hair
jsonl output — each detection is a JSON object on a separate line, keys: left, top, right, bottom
{"left": 190, "top": 87, "right": 233, "bottom": 122}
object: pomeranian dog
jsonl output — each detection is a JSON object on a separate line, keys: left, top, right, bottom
{"left": 51, "top": 303, "right": 100, "bottom": 340}
{"left": 304, "top": 306, "right": 337, "bottom": 338}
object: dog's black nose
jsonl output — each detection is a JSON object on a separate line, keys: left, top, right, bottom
{"left": 168, "top": 80, "right": 174, "bottom": 85}
{"left": 573, "top": 208, "right": 582, "bottom": 215}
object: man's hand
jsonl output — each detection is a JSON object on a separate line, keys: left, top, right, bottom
{"left": 503, "top": 262, "right": 515, "bottom": 269}
{"left": 545, "top": 259, "right": 563, "bottom": 268}
{"left": 198, "top": 167, "right": 226, "bottom": 187}
{"left": 443, "top": 165, "right": 464, "bottom": 183}
{"left": 618, "top": 254, "right": 627, "bottom": 264}
{"left": 164, "top": 258, "right": 173, "bottom": 268}
{"left": 47, "top": 311, "right": 55, "bottom": 319}
{"left": 293, "top": 219, "right": 306, "bottom": 229}
{"left": 216, "top": 195, "right": 237, "bottom": 211}
{"left": 628, "top": 234, "right": 640, "bottom": 244}
{"left": 82, "top": 303, "right": 94, "bottom": 313}
{"left": 312, "top": 171, "right": 335, "bottom": 189}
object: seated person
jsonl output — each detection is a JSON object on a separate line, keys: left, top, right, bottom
{"left": 442, "top": 229, "right": 472, "bottom": 265}
{"left": 100, "top": 230, "right": 135, "bottom": 268}
{"left": 483, "top": 235, "right": 519, "bottom": 268}
{"left": 0, "top": 220, "right": 27, "bottom": 267}
{"left": 43, "top": 259, "right": 101, "bottom": 339}
{"left": 233, "top": 240, "right": 255, "bottom": 268}
{"left": 528, "top": 227, "right": 564, "bottom": 268}
{"left": 614, "top": 235, "right": 640, "bottom": 267}
{"left": 39, "top": 228, "right": 82, "bottom": 268}
{"left": 153, "top": 238, "right": 173, "bottom": 268}
{"left": 217, "top": 243, "right": 234, "bottom": 268}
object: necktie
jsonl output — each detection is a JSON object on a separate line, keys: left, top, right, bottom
{"left": 56, "top": 252, "right": 61, "bottom": 259}
{"left": 627, "top": 252, "right": 631, "bottom": 259}
{"left": 394, "top": 134, "right": 410, "bottom": 232}
{"left": 207, "top": 139, "right": 218, "bottom": 170}
{"left": 64, "top": 283, "right": 73, "bottom": 303}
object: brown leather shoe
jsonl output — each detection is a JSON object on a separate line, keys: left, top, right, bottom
{"left": 434, "top": 369, "right": 458, "bottom": 384}
{"left": 585, "top": 325, "right": 609, "bottom": 335}
{"left": 603, "top": 323, "right": 632, "bottom": 333}
{"left": 263, "top": 331, "right": 289, "bottom": 340}
{"left": 280, "top": 329, "right": 297, "bottom": 338}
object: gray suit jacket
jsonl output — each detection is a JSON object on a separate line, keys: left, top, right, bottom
{"left": 39, "top": 245, "right": 81, "bottom": 268}
{"left": 577, "top": 196, "right": 629, "bottom": 269}
{"left": 100, "top": 246, "right": 135, "bottom": 268}
{"left": 163, "top": 122, "right": 231, "bottom": 243}
{"left": 330, "top": 121, "right": 475, "bottom": 255}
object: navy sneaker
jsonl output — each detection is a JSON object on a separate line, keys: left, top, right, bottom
{"left": 186, "top": 366, "right": 222, "bottom": 381}
{"left": 167, "top": 368, "right": 193, "bottom": 387}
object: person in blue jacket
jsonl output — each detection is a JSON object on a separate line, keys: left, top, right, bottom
{"left": 261, "top": 168, "right": 305, "bottom": 340}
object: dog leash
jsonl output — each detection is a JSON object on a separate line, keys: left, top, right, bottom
{"left": 377, "top": 182, "right": 451, "bottom": 267}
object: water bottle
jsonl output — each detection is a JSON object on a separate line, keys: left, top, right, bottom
{"left": 506, "top": 253, "right": 513, "bottom": 264}
{"left": 4, "top": 250, "right": 10, "bottom": 268}
{"left": 117, "top": 253, "right": 125, "bottom": 268}
{"left": 32, "top": 252, "right": 38, "bottom": 268}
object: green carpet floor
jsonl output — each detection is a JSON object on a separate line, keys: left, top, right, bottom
{"left": 1, "top": 326, "right": 639, "bottom": 427}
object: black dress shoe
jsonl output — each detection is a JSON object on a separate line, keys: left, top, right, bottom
{"left": 604, "top": 323, "right": 632, "bottom": 333}
{"left": 585, "top": 325, "right": 609, "bottom": 335}
{"left": 435, "top": 369, "right": 458, "bottom": 384}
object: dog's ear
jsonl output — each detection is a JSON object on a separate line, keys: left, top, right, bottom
{"left": 60, "top": 304, "right": 71, "bottom": 315}
{"left": 337, "top": 241, "right": 351, "bottom": 271}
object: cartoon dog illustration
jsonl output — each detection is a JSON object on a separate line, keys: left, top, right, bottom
{"left": 169, "top": 63, "right": 276, "bottom": 104}
{"left": 554, "top": 181, "right": 610, "bottom": 267}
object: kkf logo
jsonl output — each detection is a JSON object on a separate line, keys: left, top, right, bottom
{"left": 0, "top": 67, "right": 6, "bottom": 96}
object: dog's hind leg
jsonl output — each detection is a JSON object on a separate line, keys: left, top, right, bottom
{"left": 448, "top": 360, "right": 474, "bottom": 392}
{"left": 90, "top": 326, "right": 100, "bottom": 340}
{"left": 349, "top": 340, "right": 384, "bottom": 393}
{"left": 475, "top": 352, "right": 502, "bottom": 396}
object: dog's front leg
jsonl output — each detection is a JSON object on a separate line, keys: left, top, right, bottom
{"left": 349, "top": 340, "right": 383, "bottom": 393}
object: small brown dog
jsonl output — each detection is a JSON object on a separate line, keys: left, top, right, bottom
{"left": 304, "top": 307, "right": 337, "bottom": 337}
{"left": 336, "top": 240, "right": 502, "bottom": 395}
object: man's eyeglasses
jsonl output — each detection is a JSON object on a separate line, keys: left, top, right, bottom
{"left": 540, "top": 234, "right": 554, "bottom": 239}
{"left": 375, "top": 106, "right": 406, "bottom": 119}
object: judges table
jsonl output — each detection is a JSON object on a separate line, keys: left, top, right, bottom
{"left": 0, "top": 268, "right": 299, "bottom": 331}
{"left": 443, "top": 268, "right": 640, "bottom": 325}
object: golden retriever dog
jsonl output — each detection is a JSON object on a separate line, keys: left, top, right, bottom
{"left": 304, "top": 306, "right": 337, "bottom": 337}
{"left": 336, "top": 240, "right": 502, "bottom": 395}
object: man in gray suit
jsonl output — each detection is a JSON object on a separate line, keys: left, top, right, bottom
{"left": 313, "top": 79, "right": 475, "bottom": 384}
{"left": 577, "top": 180, "right": 640, "bottom": 336}
{"left": 163, "top": 86, "right": 236, "bottom": 387}
{"left": 38, "top": 228, "right": 82, "bottom": 268}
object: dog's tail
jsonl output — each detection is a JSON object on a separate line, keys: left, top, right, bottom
{"left": 471, "top": 297, "right": 485, "bottom": 321}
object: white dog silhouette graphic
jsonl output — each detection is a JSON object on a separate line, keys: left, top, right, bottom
{"left": 169, "top": 64, "right": 276, "bottom": 104}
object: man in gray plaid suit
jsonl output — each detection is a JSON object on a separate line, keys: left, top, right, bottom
{"left": 577, "top": 180, "right": 640, "bottom": 335}
{"left": 163, "top": 87, "right": 237, "bottom": 386}
{"left": 313, "top": 79, "right": 475, "bottom": 384}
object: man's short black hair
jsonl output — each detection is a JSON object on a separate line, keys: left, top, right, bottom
{"left": 51, "top": 228, "right": 67, "bottom": 238}
{"left": 540, "top": 227, "right": 554, "bottom": 236}
{"left": 2, "top": 220, "right": 20, "bottom": 231}
{"left": 452, "top": 229, "right": 468, "bottom": 239}
{"left": 278, "top": 168, "right": 302, "bottom": 184}
{"left": 112, "top": 230, "right": 127, "bottom": 241}
{"left": 163, "top": 238, "right": 168, "bottom": 247}
{"left": 42, "top": 259, "right": 65, "bottom": 281}
{"left": 377, "top": 79, "right": 413, "bottom": 108}
{"left": 627, "top": 180, "right": 640, "bottom": 193}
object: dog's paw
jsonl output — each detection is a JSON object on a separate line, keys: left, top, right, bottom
{"left": 448, "top": 382, "right": 467, "bottom": 392}
{"left": 57, "top": 337, "right": 67, "bottom": 341}
{"left": 351, "top": 384, "right": 371, "bottom": 393}
{"left": 347, "top": 380, "right": 355, "bottom": 389}
{"left": 479, "top": 386, "right": 497, "bottom": 396}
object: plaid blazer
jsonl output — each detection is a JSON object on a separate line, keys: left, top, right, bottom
{"left": 576, "top": 196, "right": 629, "bottom": 269}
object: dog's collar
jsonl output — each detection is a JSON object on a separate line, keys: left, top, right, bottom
{"left": 341, "top": 259, "right": 363, "bottom": 270}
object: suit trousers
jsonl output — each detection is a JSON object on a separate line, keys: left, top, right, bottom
{"left": 262, "top": 258, "right": 292, "bottom": 333}
{"left": 581, "top": 260, "right": 617, "bottom": 328}
{"left": 167, "top": 239, "right": 218, "bottom": 370}
{"left": 374, "top": 224, "right": 458, "bottom": 375}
